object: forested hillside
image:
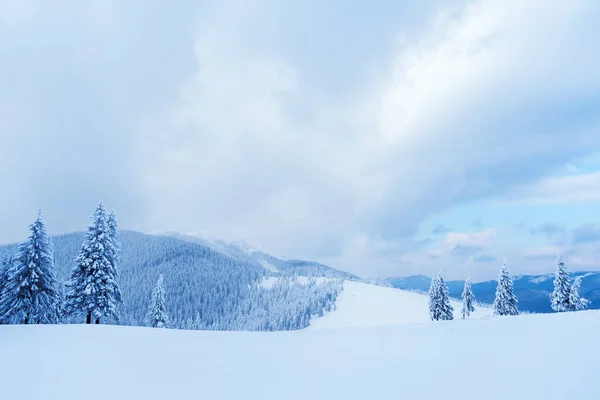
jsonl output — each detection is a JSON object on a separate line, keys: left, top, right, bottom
{"left": 0, "top": 231, "right": 343, "bottom": 330}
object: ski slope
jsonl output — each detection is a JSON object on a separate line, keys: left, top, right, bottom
{"left": 309, "top": 281, "right": 491, "bottom": 330}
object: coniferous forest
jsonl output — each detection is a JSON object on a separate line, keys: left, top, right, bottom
{"left": 0, "top": 203, "right": 343, "bottom": 331}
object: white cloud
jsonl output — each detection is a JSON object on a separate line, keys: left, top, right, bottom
{"left": 442, "top": 228, "right": 497, "bottom": 250}
{"left": 501, "top": 172, "right": 600, "bottom": 205}
{"left": 131, "top": 0, "right": 600, "bottom": 277}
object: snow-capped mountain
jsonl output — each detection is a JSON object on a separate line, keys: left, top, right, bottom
{"left": 149, "top": 230, "right": 357, "bottom": 279}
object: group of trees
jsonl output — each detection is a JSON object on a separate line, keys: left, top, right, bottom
{"left": 430, "top": 255, "right": 589, "bottom": 321}
{"left": 550, "top": 255, "right": 588, "bottom": 312}
{"left": 0, "top": 203, "right": 122, "bottom": 325}
{"left": 429, "top": 261, "right": 519, "bottom": 321}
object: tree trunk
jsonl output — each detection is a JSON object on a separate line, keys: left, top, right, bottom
{"left": 24, "top": 314, "right": 29, "bottom": 325}
{"left": 86, "top": 312, "right": 91, "bottom": 324}
{"left": 95, "top": 318, "right": 100, "bottom": 324}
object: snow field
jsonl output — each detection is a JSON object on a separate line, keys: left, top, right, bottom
{"left": 308, "top": 281, "right": 491, "bottom": 330}
{"left": 1, "top": 309, "right": 599, "bottom": 400}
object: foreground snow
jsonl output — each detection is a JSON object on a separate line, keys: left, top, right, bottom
{"left": 309, "top": 281, "right": 491, "bottom": 330}
{"left": 2, "top": 310, "right": 599, "bottom": 400}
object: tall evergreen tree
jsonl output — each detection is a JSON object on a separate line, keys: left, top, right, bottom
{"left": 569, "top": 276, "right": 589, "bottom": 311}
{"left": 0, "top": 212, "right": 60, "bottom": 324}
{"left": 428, "top": 275, "right": 439, "bottom": 321}
{"left": 429, "top": 273, "right": 454, "bottom": 321}
{"left": 461, "top": 278, "right": 476, "bottom": 319}
{"left": 64, "top": 202, "right": 121, "bottom": 324}
{"left": 550, "top": 255, "right": 571, "bottom": 312}
{"left": 437, "top": 274, "right": 454, "bottom": 320}
{"left": 146, "top": 274, "right": 169, "bottom": 328}
{"left": 106, "top": 210, "right": 123, "bottom": 313}
{"left": 492, "top": 261, "right": 519, "bottom": 316}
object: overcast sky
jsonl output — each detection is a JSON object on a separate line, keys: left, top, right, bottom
{"left": 1, "top": 0, "right": 600, "bottom": 280}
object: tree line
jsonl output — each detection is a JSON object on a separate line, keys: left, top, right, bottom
{"left": 428, "top": 256, "right": 589, "bottom": 321}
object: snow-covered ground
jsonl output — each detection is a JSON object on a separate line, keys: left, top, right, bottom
{"left": 1, "top": 283, "right": 598, "bottom": 400}
{"left": 309, "top": 281, "right": 491, "bottom": 329}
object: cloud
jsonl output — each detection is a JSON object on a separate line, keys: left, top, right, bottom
{"left": 474, "top": 254, "right": 496, "bottom": 263}
{"left": 502, "top": 172, "right": 600, "bottom": 205}
{"left": 432, "top": 225, "right": 451, "bottom": 235}
{"left": 572, "top": 224, "right": 600, "bottom": 244}
{"left": 529, "top": 222, "right": 568, "bottom": 245}
{"left": 443, "top": 229, "right": 497, "bottom": 250}
{"left": 2, "top": 0, "right": 600, "bottom": 279}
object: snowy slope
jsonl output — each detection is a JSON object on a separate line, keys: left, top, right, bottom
{"left": 309, "top": 281, "right": 491, "bottom": 330}
{"left": 2, "top": 311, "right": 599, "bottom": 400}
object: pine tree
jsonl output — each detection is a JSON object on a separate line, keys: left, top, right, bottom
{"left": 492, "top": 261, "right": 519, "bottom": 316}
{"left": 550, "top": 255, "right": 571, "bottom": 312}
{"left": 569, "top": 276, "right": 589, "bottom": 311}
{"left": 146, "top": 274, "right": 169, "bottom": 328}
{"left": 0, "top": 212, "right": 60, "bottom": 324}
{"left": 64, "top": 202, "right": 122, "bottom": 324}
{"left": 461, "top": 278, "right": 476, "bottom": 319}
{"left": 429, "top": 273, "right": 454, "bottom": 321}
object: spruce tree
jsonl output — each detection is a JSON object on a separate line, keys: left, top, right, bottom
{"left": 428, "top": 275, "right": 440, "bottom": 321}
{"left": 550, "top": 255, "right": 571, "bottom": 312}
{"left": 569, "top": 276, "right": 589, "bottom": 311}
{"left": 429, "top": 273, "right": 454, "bottom": 321}
{"left": 437, "top": 274, "right": 454, "bottom": 320}
{"left": 106, "top": 210, "right": 123, "bottom": 313}
{"left": 0, "top": 212, "right": 60, "bottom": 324}
{"left": 461, "top": 278, "right": 476, "bottom": 319}
{"left": 64, "top": 202, "right": 122, "bottom": 324}
{"left": 146, "top": 274, "right": 169, "bottom": 328}
{"left": 492, "top": 261, "right": 519, "bottom": 316}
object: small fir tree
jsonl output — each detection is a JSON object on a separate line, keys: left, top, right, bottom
{"left": 64, "top": 202, "right": 121, "bottom": 324}
{"left": 550, "top": 255, "right": 572, "bottom": 312}
{"left": 492, "top": 261, "right": 519, "bottom": 316}
{"left": 0, "top": 211, "right": 60, "bottom": 324}
{"left": 569, "top": 276, "right": 589, "bottom": 311}
{"left": 429, "top": 273, "right": 454, "bottom": 321}
{"left": 461, "top": 278, "right": 476, "bottom": 319}
{"left": 146, "top": 274, "right": 169, "bottom": 328}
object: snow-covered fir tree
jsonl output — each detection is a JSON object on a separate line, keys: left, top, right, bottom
{"left": 428, "top": 275, "right": 439, "bottom": 320}
{"left": 492, "top": 261, "right": 519, "bottom": 316}
{"left": 461, "top": 278, "right": 476, "bottom": 319}
{"left": 0, "top": 211, "right": 60, "bottom": 324}
{"left": 429, "top": 273, "right": 454, "bottom": 321}
{"left": 550, "top": 255, "right": 571, "bottom": 312}
{"left": 146, "top": 274, "right": 169, "bottom": 328}
{"left": 106, "top": 210, "right": 123, "bottom": 311}
{"left": 64, "top": 202, "right": 122, "bottom": 324}
{"left": 569, "top": 276, "right": 589, "bottom": 311}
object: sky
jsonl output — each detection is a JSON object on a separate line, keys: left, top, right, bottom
{"left": 1, "top": 0, "right": 600, "bottom": 281}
